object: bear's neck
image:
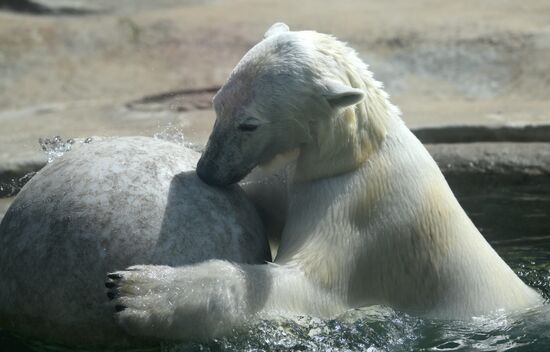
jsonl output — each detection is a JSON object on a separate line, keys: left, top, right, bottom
{"left": 295, "top": 69, "right": 400, "bottom": 183}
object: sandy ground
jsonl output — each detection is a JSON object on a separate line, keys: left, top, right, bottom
{"left": 0, "top": 0, "right": 549, "bottom": 165}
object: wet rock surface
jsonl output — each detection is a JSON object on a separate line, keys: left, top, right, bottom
{"left": 428, "top": 142, "right": 550, "bottom": 187}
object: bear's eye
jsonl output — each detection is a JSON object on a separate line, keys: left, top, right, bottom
{"left": 237, "top": 123, "right": 259, "bottom": 132}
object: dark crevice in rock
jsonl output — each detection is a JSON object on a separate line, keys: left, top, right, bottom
{"left": 0, "top": 0, "right": 99, "bottom": 16}
{"left": 413, "top": 124, "right": 550, "bottom": 144}
{"left": 125, "top": 87, "right": 220, "bottom": 113}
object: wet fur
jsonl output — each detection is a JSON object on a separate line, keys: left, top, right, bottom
{"left": 108, "top": 24, "right": 542, "bottom": 341}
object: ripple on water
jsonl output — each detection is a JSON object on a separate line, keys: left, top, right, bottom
{"left": 161, "top": 239, "right": 550, "bottom": 352}
{"left": 159, "top": 307, "right": 550, "bottom": 351}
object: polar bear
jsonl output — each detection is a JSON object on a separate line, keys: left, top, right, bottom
{"left": 107, "top": 23, "right": 543, "bottom": 341}
{"left": 0, "top": 137, "right": 269, "bottom": 345}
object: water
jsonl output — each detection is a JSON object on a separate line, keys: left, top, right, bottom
{"left": 153, "top": 123, "right": 205, "bottom": 153}
{"left": 36, "top": 129, "right": 201, "bottom": 166}
{"left": 0, "top": 237, "right": 548, "bottom": 352}
{"left": 38, "top": 136, "right": 78, "bottom": 163}
{"left": 165, "top": 239, "right": 550, "bottom": 352}
{"left": 1, "top": 131, "right": 201, "bottom": 198}
{"left": 457, "top": 185, "right": 550, "bottom": 243}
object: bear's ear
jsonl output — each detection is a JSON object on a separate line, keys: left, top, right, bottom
{"left": 322, "top": 80, "right": 365, "bottom": 109}
{"left": 264, "top": 22, "right": 290, "bottom": 38}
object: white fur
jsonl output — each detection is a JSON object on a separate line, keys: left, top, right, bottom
{"left": 110, "top": 24, "right": 543, "bottom": 340}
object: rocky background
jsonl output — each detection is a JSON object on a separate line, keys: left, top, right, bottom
{"left": 0, "top": 0, "right": 549, "bottom": 239}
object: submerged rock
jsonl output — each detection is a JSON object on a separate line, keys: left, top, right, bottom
{"left": 0, "top": 136, "right": 269, "bottom": 346}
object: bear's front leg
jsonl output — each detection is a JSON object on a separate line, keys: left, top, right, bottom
{"left": 105, "top": 260, "right": 252, "bottom": 340}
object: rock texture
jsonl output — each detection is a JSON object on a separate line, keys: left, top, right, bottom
{"left": 0, "top": 136, "right": 269, "bottom": 346}
{"left": 1, "top": 0, "right": 550, "bottom": 166}
{"left": 427, "top": 142, "right": 550, "bottom": 187}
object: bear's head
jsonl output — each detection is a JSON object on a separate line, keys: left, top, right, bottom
{"left": 197, "top": 23, "right": 390, "bottom": 186}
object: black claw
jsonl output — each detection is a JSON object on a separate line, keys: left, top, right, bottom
{"left": 105, "top": 281, "right": 116, "bottom": 289}
{"left": 107, "top": 291, "right": 117, "bottom": 300}
{"left": 115, "top": 305, "right": 126, "bottom": 312}
{"left": 107, "top": 273, "right": 122, "bottom": 280}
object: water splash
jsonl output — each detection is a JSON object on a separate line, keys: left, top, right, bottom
{"left": 1, "top": 130, "right": 200, "bottom": 197}
{"left": 153, "top": 124, "right": 205, "bottom": 153}
{"left": 38, "top": 136, "right": 76, "bottom": 163}
{"left": 0, "top": 136, "right": 93, "bottom": 195}
{"left": 161, "top": 240, "right": 550, "bottom": 352}
{"left": 160, "top": 305, "right": 550, "bottom": 352}
{"left": 153, "top": 124, "right": 186, "bottom": 145}
{"left": 37, "top": 127, "right": 203, "bottom": 165}
{"left": 38, "top": 136, "right": 94, "bottom": 163}
{"left": 0, "top": 172, "right": 36, "bottom": 198}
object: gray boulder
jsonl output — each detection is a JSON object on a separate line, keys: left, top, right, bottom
{"left": 0, "top": 136, "right": 269, "bottom": 346}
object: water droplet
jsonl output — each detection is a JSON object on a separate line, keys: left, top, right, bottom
{"left": 38, "top": 135, "right": 76, "bottom": 163}
{"left": 154, "top": 123, "right": 186, "bottom": 144}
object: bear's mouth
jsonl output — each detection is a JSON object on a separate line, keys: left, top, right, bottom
{"left": 196, "top": 157, "right": 253, "bottom": 187}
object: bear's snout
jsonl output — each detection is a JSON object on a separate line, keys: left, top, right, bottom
{"left": 196, "top": 156, "right": 225, "bottom": 186}
{"left": 197, "top": 155, "right": 252, "bottom": 187}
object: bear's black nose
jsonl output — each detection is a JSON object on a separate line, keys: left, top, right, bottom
{"left": 197, "top": 157, "right": 248, "bottom": 187}
{"left": 196, "top": 157, "right": 224, "bottom": 186}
